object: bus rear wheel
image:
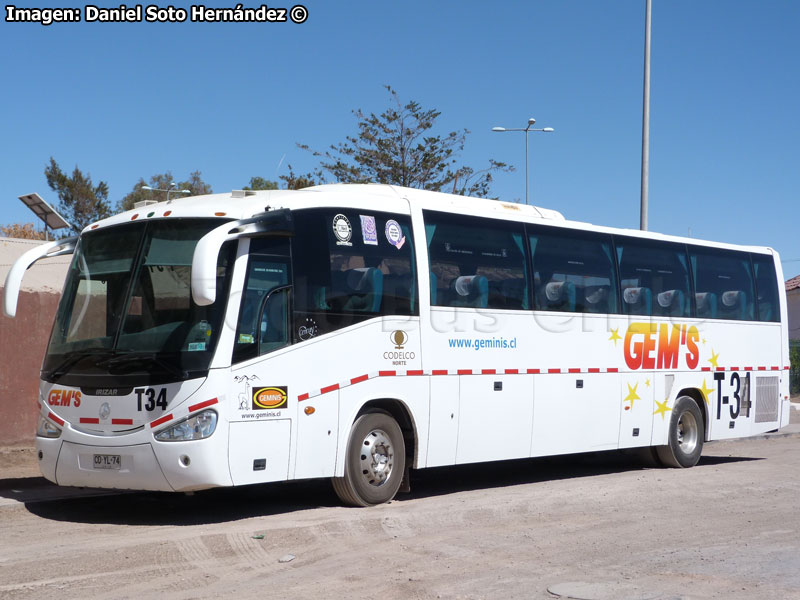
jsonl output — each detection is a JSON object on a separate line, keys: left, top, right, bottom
{"left": 656, "top": 396, "right": 704, "bottom": 468}
{"left": 332, "top": 411, "right": 406, "bottom": 507}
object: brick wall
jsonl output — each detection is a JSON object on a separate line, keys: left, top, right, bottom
{"left": 0, "top": 237, "right": 70, "bottom": 446}
{"left": 0, "top": 290, "right": 61, "bottom": 445}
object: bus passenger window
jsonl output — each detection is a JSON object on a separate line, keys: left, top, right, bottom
{"left": 616, "top": 238, "right": 691, "bottom": 318}
{"left": 529, "top": 229, "right": 617, "bottom": 314}
{"left": 751, "top": 253, "right": 780, "bottom": 322}
{"left": 424, "top": 211, "right": 528, "bottom": 310}
{"left": 291, "top": 209, "right": 417, "bottom": 339}
{"left": 689, "top": 247, "right": 756, "bottom": 321}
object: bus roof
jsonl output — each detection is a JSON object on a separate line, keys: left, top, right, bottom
{"left": 85, "top": 184, "right": 776, "bottom": 257}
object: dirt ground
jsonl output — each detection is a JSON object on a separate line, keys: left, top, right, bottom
{"left": 1, "top": 421, "right": 800, "bottom": 600}
{"left": 0, "top": 446, "right": 39, "bottom": 479}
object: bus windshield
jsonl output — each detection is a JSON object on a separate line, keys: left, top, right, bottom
{"left": 43, "top": 219, "right": 234, "bottom": 386}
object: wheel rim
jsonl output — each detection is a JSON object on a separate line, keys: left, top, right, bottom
{"left": 676, "top": 411, "right": 699, "bottom": 455}
{"left": 359, "top": 428, "right": 394, "bottom": 487}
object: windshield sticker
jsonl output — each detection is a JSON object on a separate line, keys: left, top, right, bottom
{"left": 360, "top": 215, "right": 378, "bottom": 245}
{"left": 332, "top": 214, "right": 352, "bottom": 246}
{"left": 238, "top": 333, "right": 255, "bottom": 344}
{"left": 298, "top": 317, "right": 318, "bottom": 341}
{"left": 186, "top": 320, "right": 211, "bottom": 351}
{"left": 253, "top": 386, "right": 288, "bottom": 410}
{"left": 385, "top": 220, "right": 406, "bottom": 249}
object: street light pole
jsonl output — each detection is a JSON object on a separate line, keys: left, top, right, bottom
{"left": 525, "top": 121, "right": 530, "bottom": 204}
{"left": 492, "top": 118, "right": 554, "bottom": 205}
{"left": 640, "top": 0, "right": 652, "bottom": 231}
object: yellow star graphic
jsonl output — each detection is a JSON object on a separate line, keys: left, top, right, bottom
{"left": 645, "top": 378, "right": 651, "bottom": 387}
{"left": 609, "top": 328, "right": 622, "bottom": 346}
{"left": 624, "top": 383, "right": 641, "bottom": 409}
{"left": 708, "top": 349, "right": 720, "bottom": 369}
{"left": 654, "top": 398, "right": 672, "bottom": 420}
{"left": 699, "top": 379, "right": 715, "bottom": 405}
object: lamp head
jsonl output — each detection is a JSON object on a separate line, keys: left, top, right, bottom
{"left": 491, "top": 127, "right": 506, "bottom": 132}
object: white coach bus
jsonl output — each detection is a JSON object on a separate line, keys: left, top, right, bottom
{"left": 2, "top": 185, "right": 790, "bottom": 506}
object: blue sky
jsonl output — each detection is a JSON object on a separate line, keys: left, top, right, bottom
{"left": 2, "top": 0, "right": 798, "bottom": 278}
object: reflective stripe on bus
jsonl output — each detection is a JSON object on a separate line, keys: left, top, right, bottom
{"left": 295, "top": 365, "right": 785, "bottom": 402}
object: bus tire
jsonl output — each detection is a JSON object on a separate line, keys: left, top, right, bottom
{"left": 656, "top": 396, "right": 704, "bottom": 468}
{"left": 332, "top": 411, "right": 406, "bottom": 507}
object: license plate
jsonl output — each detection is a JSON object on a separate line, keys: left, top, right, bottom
{"left": 93, "top": 454, "right": 121, "bottom": 470}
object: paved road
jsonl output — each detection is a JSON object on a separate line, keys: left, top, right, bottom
{"left": 1, "top": 426, "right": 800, "bottom": 600}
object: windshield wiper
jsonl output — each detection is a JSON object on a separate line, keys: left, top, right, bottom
{"left": 98, "top": 352, "right": 188, "bottom": 380}
{"left": 47, "top": 348, "right": 117, "bottom": 380}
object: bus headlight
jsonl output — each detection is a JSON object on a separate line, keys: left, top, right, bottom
{"left": 36, "top": 415, "right": 62, "bottom": 438}
{"left": 154, "top": 410, "right": 218, "bottom": 442}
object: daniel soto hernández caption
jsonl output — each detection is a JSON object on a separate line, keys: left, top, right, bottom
{"left": 5, "top": 4, "right": 309, "bottom": 25}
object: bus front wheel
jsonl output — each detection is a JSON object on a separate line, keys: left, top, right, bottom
{"left": 332, "top": 411, "right": 406, "bottom": 507}
{"left": 656, "top": 396, "right": 704, "bottom": 468}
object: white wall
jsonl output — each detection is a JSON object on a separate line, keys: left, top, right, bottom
{"left": 0, "top": 237, "right": 70, "bottom": 294}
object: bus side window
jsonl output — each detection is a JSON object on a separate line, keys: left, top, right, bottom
{"left": 751, "top": 253, "right": 780, "bottom": 322}
{"left": 424, "top": 211, "right": 528, "bottom": 310}
{"left": 689, "top": 247, "right": 756, "bottom": 321}
{"left": 529, "top": 228, "right": 617, "bottom": 314}
{"left": 291, "top": 209, "right": 418, "bottom": 339}
{"left": 615, "top": 238, "right": 691, "bottom": 318}
{"left": 258, "top": 287, "right": 290, "bottom": 355}
{"left": 233, "top": 253, "right": 290, "bottom": 363}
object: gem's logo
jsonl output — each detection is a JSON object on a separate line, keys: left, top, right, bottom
{"left": 390, "top": 330, "right": 408, "bottom": 349}
{"left": 252, "top": 386, "right": 288, "bottom": 410}
{"left": 48, "top": 388, "right": 81, "bottom": 408}
{"left": 624, "top": 323, "right": 699, "bottom": 370}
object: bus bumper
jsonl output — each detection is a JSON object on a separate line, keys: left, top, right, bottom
{"left": 37, "top": 436, "right": 234, "bottom": 492}
{"left": 53, "top": 441, "right": 173, "bottom": 491}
